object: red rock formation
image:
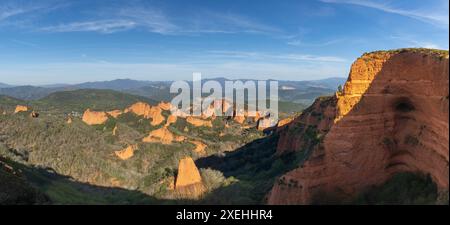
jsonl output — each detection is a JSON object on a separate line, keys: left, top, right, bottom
{"left": 82, "top": 109, "right": 109, "bottom": 125}
{"left": 158, "top": 101, "right": 173, "bottom": 111}
{"left": 257, "top": 117, "right": 278, "bottom": 131}
{"left": 175, "top": 157, "right": 206, "bottom": 199}
{"left": 233, "top": 115, "right": 246, "bottom": 124}
{"left": 186, "top": 116, "right": 213, "bottom": 127}
{"left": 277, "top": 117, "right": 294, "bottom": 131}
{"left": 14, "top": 105, "right": 28, "bottom": 114}
{"left": 190, "top": 140, "right": 207, "bottom": 155}
{"left": 165, "top": 115, "right": 177, "bottom": 127}
{"left": 268, "top": 49, "right": 449, "bottom": 204}
{"left": 107, "top": 110, "right": 123, "bottom": 118}
{"left": 115, "top": 144, "right": 138, "bottom": 160}
{"left": 142, "top": 127, "right": 185, "bottom": 144}
{"left": 125, "top": 102, "right": 165, "bottom": 126}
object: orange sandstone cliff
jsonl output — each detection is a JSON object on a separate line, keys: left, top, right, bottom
{"left": 14, "top": 105, "right": 29, "bottom": 114}
{"left": 186, "top": 116, "right": 213, "bottom": 127}
{"left": 175, "top": 157, "right": 206, "bottom": 198}
{"left": 115, "top": 144, "right": 138, "bottom": 160}
{"left": 125, "top": 102, "right": 165, "bottom": 126}
{"left": 142, "top": 127, "right": 185, "bottom": 144}
{"left": 268, "top": 49, "right": 449, "bottom": 204}
{"left": 82, "top": 109, "right": 109, "bottom": 125}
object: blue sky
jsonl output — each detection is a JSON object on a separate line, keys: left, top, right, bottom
{"left": 0, "top": 0, "right": 448, "bottom": 85}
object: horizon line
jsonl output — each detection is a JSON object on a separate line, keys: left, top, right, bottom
{"left": 0, "top": 76, "right": 347, "bottom": 87}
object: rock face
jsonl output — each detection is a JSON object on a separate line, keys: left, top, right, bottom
{"left": 278, "top": 117, "right": 294, "bottom": 128}
{"left": 142, "top": 127, "right": 185, "bottom": 144}
{"left": 268, "top": 49, "right": 449, "bottom": 204}
{"left": 158, "top": 101, "right": 173, "bottom": 111}
{"left": 165, "top": 115, "right": 177, "bottom": 127}
{"left": 175, "top": 157, "right": 206, "bottom": 199}
{"left": 107, "top": 110, "right": 123, "bottom": 118}
{"left": 233, "top": 115, "right": 246, "bottom": 124}
{"left": 186, "top": 116, "right": 213, "bottom": 127}
{"left": 125, "top": 102, "right": 165, "bottom": 126}
{"left": 82, "top": 109, "right": 109, "bottom": 125}
{"left": 257, "top": 117, "right": 278, "bottom": 131}
{"left": 14, "top": 105, "right": 28, "bottom": 114}
{"left": 190, "top": 140, "right": 207, "bottom": 155}
{"left": 115, "top": 145, "right": 138, "bottom": 160}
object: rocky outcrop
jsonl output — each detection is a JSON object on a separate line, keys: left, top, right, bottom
{"left": 142, "top": 127, "right": 185, "bottom": 144}
{"left": 278, "top": 117, "right": 294, "bottom": 128}
{"left": 175, "top": 157, "right": 206, "bottom": 199}
{"left": 125, "top": 102, "right": 165, "bottom": 126}
{"left": 165, "top": 115, "right": 177, "bottom": 127}
{"left": 186, "top": 116, "right": 213, "bottom": 127}
{"left": 82, "top": 109, "right": 109, "bottom": 125}
{"left": 14, "top": 105, "right": 28, "bottom": 114}
{"left": 115, "top": 145, "right": 138, "bottom": 160}
{"left": 233, "top": 115, "right": 246, "bottom": 124}
{"left": 190, "top": 140, "right": 207, "bottom": 155}
{"left": 107, "top": 110, "right": 123, "bottom": 118}
{"left": 257, "top": 117, "right": 278, "bottom": 131}
{"left": 268, "top": 49, "right": 449, "bottom": 204}
{"left": 147, "top": 108, "right": 165, "bottom": 126}
{"left": 158, "top": 101, "right": 173, "bottom": 111}
{"left": 125, "top": 102, "right": 151, "bottom": 116}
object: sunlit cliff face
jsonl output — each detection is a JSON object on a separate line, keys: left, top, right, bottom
{"left": 269, "top": 49, "right": 449, "bottom": 204}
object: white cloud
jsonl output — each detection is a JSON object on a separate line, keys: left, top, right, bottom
{"left": 0, "top": 3, "right": 44, "bottom": 21}
{"left": 320, "top": 0, "right": 449, "bottom": 28}
{"left": 1, "top": 2, "right": 280, "bottom": 35}
{"left": 286, "top": 38, "right": 345, "bottom": 47}
{"left": 116, "top": 7, "right": 178, "bottom": 34}
{"left": 191, "top": 12, "right": 279, "bottom": 34}
{"left": 0, "top": 1, "right": 71, "bottom": 29}
{"left": 40, "top": 20, "right": 137, "bottom": 33}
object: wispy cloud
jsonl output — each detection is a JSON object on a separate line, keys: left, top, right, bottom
{"left": 0, "top": 0, "right": 71, "bottom": 29}
{"left": 0, "top": 3, "right": 42, "bottom": 21}
{"left": 187, "top": 12, "right": 280, "bottom": 34}
{"left": 286, "top": 38, "right": 345, "bottom": 47}
{"left": 116, "top": 7, "right": 178, "bottom": 34}
{"left": 1, "top": 1, "right": 279, "bottom": 35}
{"left": 10, "top": 39, "right": 40, "bottom": 48}
{"left": 40, "top": 20, "right": 137, "bottom": 34}
{"left": 320, "top": 0, "right": 449, "bottom": 28}
{"left": 208, "top": 50, "right": 347, "bottom": 62}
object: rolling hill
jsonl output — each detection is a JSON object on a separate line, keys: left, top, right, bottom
{"left": 0, "top": 78, "right": 345, "bottom": 105}
{"left": 33, "top": 89, "right": 159, "bottom": 112}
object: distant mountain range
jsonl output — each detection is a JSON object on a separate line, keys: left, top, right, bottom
{"left": 0, "top": 77, "right": 346, "bottom": 105}
{"left": 0, "top": 82, "right": 13, "bottom": 88}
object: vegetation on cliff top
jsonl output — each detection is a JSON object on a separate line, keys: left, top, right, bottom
{"left": 363, "top": 48, "right": 449, "bottom": 58}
